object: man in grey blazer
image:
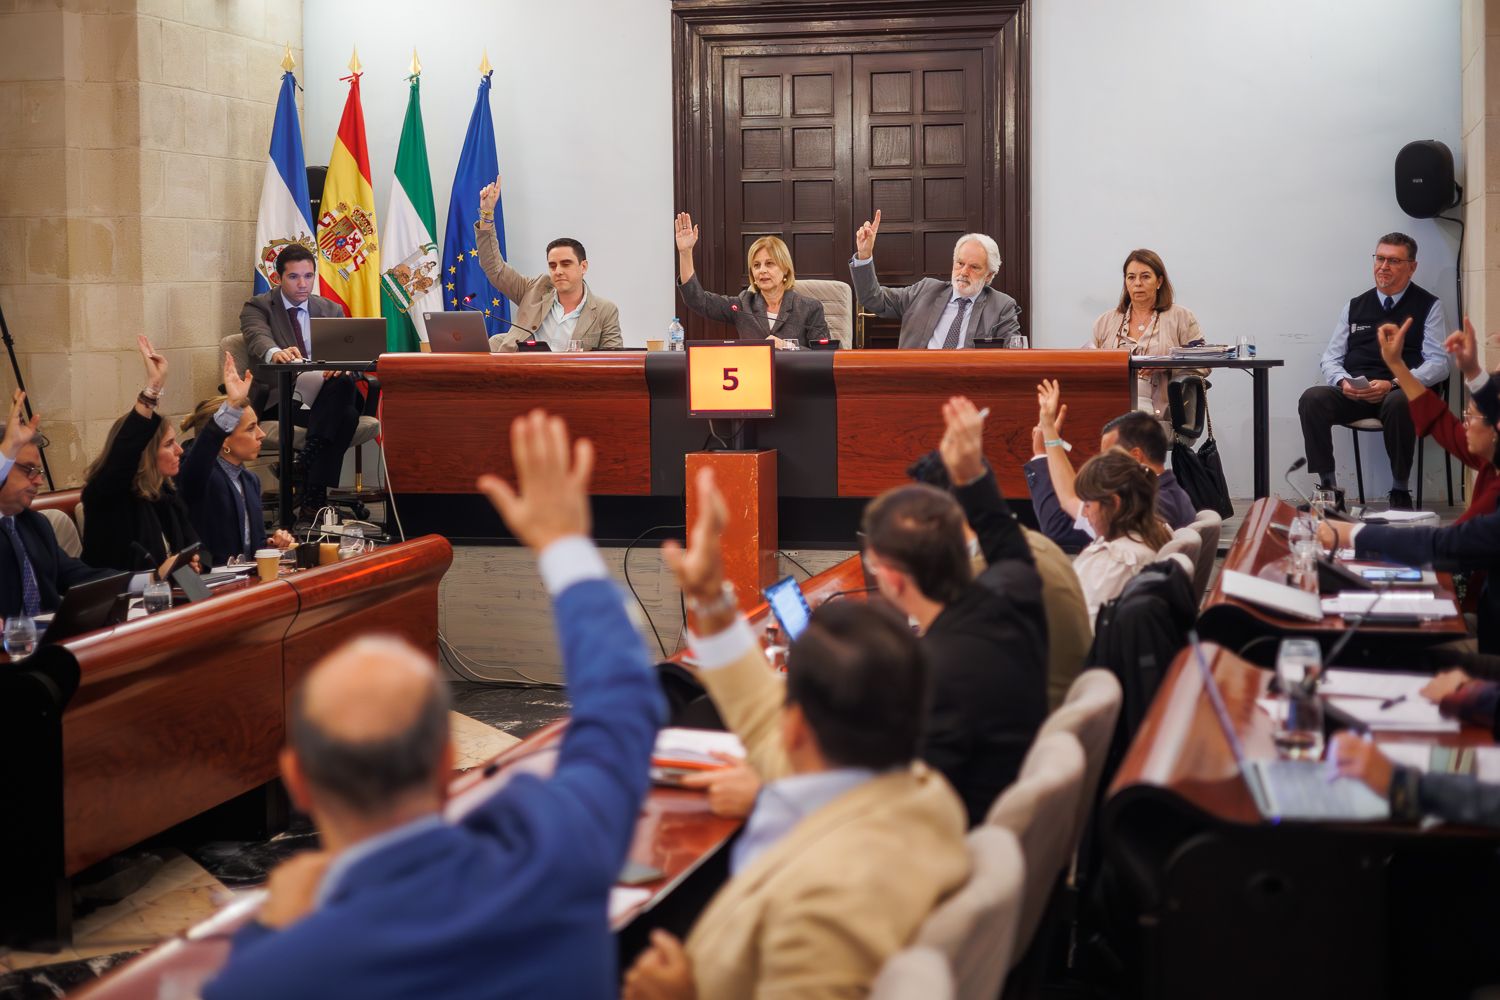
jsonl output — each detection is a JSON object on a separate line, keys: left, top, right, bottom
{"left": 238, "top": 244, "right": 363, "bottom": 521}
{"left": 476, "top": 176, "right": 623, "bottom": 352}
{"left": 848, "top": 209, "right": 1021, "bottom": 349}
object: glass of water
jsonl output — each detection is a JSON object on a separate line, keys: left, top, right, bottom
{"left": 1310, "top": 488, "right": 1339, "bottom": 517}
{"left": 566, "top": 339, "right": 583, "bottom": 353}
{"left": 143, "top": 580, "right": 173, "bottom": 615}
{"left": 338, "top": 524, "right": 365, "bottom": 561}
{"left": 1005, "top": 333, "right": 1030, "bottom": 349}
{"left": 5, "top": 615, "right": 37, "bottom": 659}
{"left": 1286, "top": 513, "right": 1321, "bottom": 583}
{"left": 1274, "top": 638, "right": 1326, "bottom": 760}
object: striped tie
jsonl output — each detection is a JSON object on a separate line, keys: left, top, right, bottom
{"left": 2, "top": 516, "right": 41, "bottom": 617}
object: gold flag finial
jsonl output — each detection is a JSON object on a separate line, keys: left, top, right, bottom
{"left": 348, "top": 46, "right": 362, "bottom": 74}
{"left": 281, "top": 43, "right": 295, "bottom": 73}
{"left": 409, "top": 48, "right": 421, "bottom": 77}
{"left": 479, "top": 49, "right": 492, "bottom": 75}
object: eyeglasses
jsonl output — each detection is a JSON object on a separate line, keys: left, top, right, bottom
{"left": 14, "top": 463, "right": 44, "bottom": 482}
{"left": 1372, "top": 255, "right": 1413, "bottom": 267}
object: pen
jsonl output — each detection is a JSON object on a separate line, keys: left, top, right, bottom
{"left": 1379, "top": 694, "right": 1407, "bottom": 710}
{"left": 976, "top": 407, "right": 990, "bottom": 420}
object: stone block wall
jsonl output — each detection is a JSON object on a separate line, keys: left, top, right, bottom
{"left": 0, "top": 0, "right": 302, "bottom": 485}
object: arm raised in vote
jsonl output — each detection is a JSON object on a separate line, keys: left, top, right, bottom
{"left": 474, "top": 174, "right": 545, "bottom": 307}
{"left": 847, "top": 209, "right": 925, "bottom": 320}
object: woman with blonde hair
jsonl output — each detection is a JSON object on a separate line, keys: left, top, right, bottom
{"left": 1070, "top": 450, "right": 1172, "bottom": 625}
{"left": 178, "top": 352, "right": 295, "bottom": 565}
{"left": 81, "top": 335, "right": 199, "bottom": 573}
{"left": 673, "top": 211, "right": 830, "bottom": 348}
{"left": 1086, "top": 248, "right": 1206, "bottom": 420}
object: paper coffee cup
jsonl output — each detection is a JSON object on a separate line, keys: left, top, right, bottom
{"left": 255, "top": 548, "right": 281, "bottom": 582}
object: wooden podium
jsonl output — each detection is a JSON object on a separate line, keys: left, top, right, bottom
{"left": 686, "top": 450, "right": 777, "bottom": 614}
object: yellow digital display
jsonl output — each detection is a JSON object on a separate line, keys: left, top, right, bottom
{"left": 686, "top": 343, "right": 775, "bottom": 417}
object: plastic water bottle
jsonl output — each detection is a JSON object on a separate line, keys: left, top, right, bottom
{"left": 668, "top": 317, "right": 685, "bottom": 352}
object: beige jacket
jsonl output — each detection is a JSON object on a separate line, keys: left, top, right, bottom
{"left": 1087, "top": 303, "right": 1204, "bottom": 419}
{"left": 688, "top": 639, "right": 969, "bottom": 1000}
{"left": 474, "top": 223, "right": 623, "bottom": 351}
{"left": 1022, "top": 528, "right": 1092, "bottom": 709}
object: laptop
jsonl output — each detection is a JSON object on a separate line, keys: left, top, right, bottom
{"left": 1191, "top": 633, "right": 1389, "bottom": 822}
{"left": 42, "top": 571, "right": 132, "bottom": 644}
{"left": 309, "top": 317, "right": 386, "bottom": 363}
{"left": 423, "top": 311, "right": 492, "bottom": 354}
{"left": 764, "top": 576, "right": 813, "bottom": 640}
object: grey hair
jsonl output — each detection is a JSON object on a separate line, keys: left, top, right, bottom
{"left": 289, "top": 640, "right": 452, "bottom": 817}
{"left": 954, "top": 233, "right": 1002, "bottom": 278}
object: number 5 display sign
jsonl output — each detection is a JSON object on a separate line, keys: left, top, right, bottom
{"left": 686, "top": 342, "right": 776, "bottom": 418}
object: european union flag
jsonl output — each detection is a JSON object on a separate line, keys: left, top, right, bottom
{"left": 441, "top": 71, "right": 510, "bottom": 335}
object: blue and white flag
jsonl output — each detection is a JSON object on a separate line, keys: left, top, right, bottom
{"left": 441, "top": 71, "right": 509, "bottom": 334}
{"left": 253, "top": 71, "right": 317, "bottom": 296}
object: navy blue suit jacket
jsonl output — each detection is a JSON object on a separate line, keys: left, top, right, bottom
{"left": 203, "top": 576, "right": 666, "bottom": 1000}
{"left": 0, "top": 509, "right": 103, "bottom": 619}
{"left": 1357, "top": 511, "right": 1500, "bottom": 653}
{"left": 179, "top": 420, "right": 265, "bottom": 565}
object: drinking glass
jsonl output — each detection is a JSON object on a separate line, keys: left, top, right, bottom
{"left": 566, "top": 339, "right": 583, "bottom": 353}
{"left": 1005, "top": 333, "right": 1030, "bottom": 349}
{"left": 1310, "top": 488, "right": 1339, "bottom": 517}
{"left": 1286, "top": 513, "right": 1321, "bottom": 583}
{"left": 1237, "top": 334, "right": 1255, "bottom": 359}
{"left": 1274, "top": 638, "right": 1326, "bottom": 760}
{"left": 339, "top": 524, "right": 365, "bottom": 561}
{"left": 142, "top": 580, "right": 173, "bottom": 615}
{"left": 4, "top": 615, "right": 37, "bottom": 659}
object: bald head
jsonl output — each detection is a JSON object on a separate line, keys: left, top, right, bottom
{"left": 290, "top": 636, "right": 451, "bottom": 818}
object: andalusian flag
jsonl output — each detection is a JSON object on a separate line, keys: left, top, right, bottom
{"left": 379, "top": 64, "right": 440, "bottom": 351}
{"left": 315, "top": 51, "right": 380, "bottom": 317}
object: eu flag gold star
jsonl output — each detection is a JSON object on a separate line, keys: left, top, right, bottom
{"left": 455, "top": 253, "right": 464, "bottom": 263}
{"left": 468, "top": 248, "right": 478, "bottom": 258}
{"left": 446, "top": 282, "right": 455, "bottom": 291}
{"left": 448, "top": 265, "right": 456, "bottom": 275}
{"left": 491, "top": 297, "right": 500, "bottom": 306}
{"left": 484, "top": 308, "right": 491, "bottom": 316}
{"left": 450, "top": 297, "right": 458, "bottom": 307}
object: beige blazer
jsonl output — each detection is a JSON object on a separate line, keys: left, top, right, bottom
{"left": 1022, "top": 528, "right": 1092, "bottom": 710}
{"left": 1087, "top": 303, "right": 1204, "bottom": 419}
{"left": 688, "top": 641, "right": 969, "bottom": 1000}
{"left": 474, "top": 223, "right": 623, "bottom": 351}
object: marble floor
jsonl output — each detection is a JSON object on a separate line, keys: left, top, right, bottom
{"left": 0, "top": 688, "right": 565, "bottom": 998}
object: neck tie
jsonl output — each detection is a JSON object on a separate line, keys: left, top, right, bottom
{"left": 287, "top": 306, "right": 308, "bottom": 356}
{"left": 2, "top": 516, "right": 42, "bottom": 617}
{"left": 1383, "top": 296, "right": 1394, "bottom": 312}
{"left": 940, "top": 298, "right": 971, "bottom": 350}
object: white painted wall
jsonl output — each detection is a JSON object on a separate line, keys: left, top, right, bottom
{"left": 1032, "top": 0, "right": 1463, "bottom": 500}
{"left": 301, "top": 0, "right": 676, "bottom": 347}
{"left": 303, "top": 1, "right": 1462, "bottom": 500}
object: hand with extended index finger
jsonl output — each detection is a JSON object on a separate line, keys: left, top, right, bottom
{"left": 1376, "top": 316, "right": 1413, "bottom": 369}
{"left": 1445, "top": 316, "right": 1482, "bottom": 381}
{"left": 476, "top": 409, "right": 594, "bottom": 552}
{"left": 0, "top": 390, "right": 40, "bottom": 460}
{"left": 854, "top": 208, "right": 881, "bottom": 260}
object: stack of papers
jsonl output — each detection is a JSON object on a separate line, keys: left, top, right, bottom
{"left": 1358, "top": 509, "right": 1441, "bottom": 526}
{"left": 1320, "top": 592, "right": 1458, "bottom": 619}
{"left": 652, "top": 727, "right": 745, "bottom": 769}
{"left": 1320, "top": 669, "right": 1457, "bottom": 732}
{"left": 1168, "top": 344, "right": 1235, "bottom": 359}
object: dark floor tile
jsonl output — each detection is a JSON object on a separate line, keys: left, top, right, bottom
{"left": 449, "top": 682, "right": 571, "bottom": 739}
{"left": 182, "top": 815, "right": 320, "bottom": 889}
{"left": 0, "top": 951, "right": 138, "bottom": 998}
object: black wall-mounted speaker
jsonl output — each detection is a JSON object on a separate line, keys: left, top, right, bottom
{"left": 1395, "top": 140, "right": 1459, "bottom": 219}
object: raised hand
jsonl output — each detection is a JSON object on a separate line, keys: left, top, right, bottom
{"left": 138, "top": 334, "right": 167, "bottom": 390}
{"left": 478, "top": 174, "right": 501, "bottom": 216}
{"left": 674, "top": 212, "right": 699, "bottom": 254}
{"left": 223, "top": 351, "right": 253, "bottom": 409}
{"left": 0, "top": 390, "right": 41, "bottom": 460}
{"left": 1036, "top": 379, "right": 1064, "bottom": 433}
{"left": 662, "top": 467, "right": 731, "bottom": 629}
{"left": 939, "top": 395, "right": 987, "bottom": 485}
{"left": 854, "top": 208, "right": 881, "bottom": 260}
{"left": 1445, "top": 316, "right": 1481, "bottom": 381}
{"left": 1376, "top": 316, "right": 1413, "bottom": 371}
{"left": 476, "top": 409, "right": 594, "bottom": 552}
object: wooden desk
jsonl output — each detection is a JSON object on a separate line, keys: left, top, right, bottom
{"left": 378, "top": 350, "right": 1132, "bottom": 544}
{"left": 76, "top": 553, "right": 870, "bottom": 999}
{"left": 0, "top": 537, "right": 453, "bottom": 950}
{"left": 1104, "top": 644, "right": 1500, "bottom": 999}
{"left": 1197, "top": 497, "right": 1467, "bottom": 666}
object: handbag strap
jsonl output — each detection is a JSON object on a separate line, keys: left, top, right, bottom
{"left": 1203, "top": 398, "right": 1216, "bottom": 442}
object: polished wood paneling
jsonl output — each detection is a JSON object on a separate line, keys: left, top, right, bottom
{"left": 281, "top": 534, "right": 453, "bottom": 697}
{"left": 61, "top": 581, "right": 299, "bottom": 875}
{"left": 31, "top": 488, "right": 82, "bottom": 519}
{"left": 687, "top": 450, "right": 777, "bottom": 615}
{"left": 377, "top": 354, "right": 651, "bottom": 495}
{"left": 834, "top": 350, "right": 1132, "bottom": 496}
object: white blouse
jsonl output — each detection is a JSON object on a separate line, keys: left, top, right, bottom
{"left": 1071, "top": 534, "right": 1161, "bottom": 628}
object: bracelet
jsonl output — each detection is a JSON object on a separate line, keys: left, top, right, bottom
{"left": 478, "top": 210, "right": 494, "bottom": 221}
{"left": 137, "top": 392, "right": 159, "bottom": 409}
{"left": 684, "top": 581, "right": 736, "bottom": 616}
{"left": 141, "top": 384, "right": 163, "bottom": 400}
{"left": 1044, "top": 438, "right": 1073, "bottom": 452}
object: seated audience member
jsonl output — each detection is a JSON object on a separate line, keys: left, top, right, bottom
{"left": 1070, "top": 450, "right": 1173, "bottom": 626}
{"left": 623, "top": 468, "right": 967, "bottom": 1000}
{"left": 1084, "top": 248, "right": 1206, "bottom": 420}
{"left": 476, "top": 174, "right": 622, "bottom": 352}
{"left": 239, "top": 243, "right": 364, "bottom": 523}
{"left": 81, "top": 335, "right": 200, "bottom": 574}
{"left": 0, "top": 391, "right": 103, "bottom": 618}
{"left": 1028, "top": 381, "right": 1196, "bottom": 549}
{"left": 1332, "top": 731, "right": 1500, "bottom": 829}
{"left": 1298, "top": 232, "right": 1450, "bottom": 510}
{"left": 848, "top": 208, "right": 1021, "bottom": 348}
{"left": 204, "top": 410, "right": 664, "bottom": 1000}
{"left": 683, "top": 396, "right": 1049, "bottom": 828}
{"left": 178, "top": 352, "right": 295, "bottom": 565}
{"left": 674, "top": 212, "right": 829, "bottom": 348}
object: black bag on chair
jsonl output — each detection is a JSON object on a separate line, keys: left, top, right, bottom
{"left": 1168, "top": 374, "right": 1208, "bottom": 443}
{"left": 1171, "top": 405, "right": 1234, "bottom": 518}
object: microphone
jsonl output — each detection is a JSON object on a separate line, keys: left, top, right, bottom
{"left": 129, "top": 540, "right": 155, "bottom": 572}
{"left": 818, "top": 586, "right": 878, "bottom": 604}
{"left": 1283, "top": 457, "right": 1312, "bottom": 508}
{"left": 460, "top": 294, "right": 540, "bottom": 338}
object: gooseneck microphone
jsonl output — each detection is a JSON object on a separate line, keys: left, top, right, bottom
{"left": 1283, "top": 457, "right": 1313, "bottom": 508}
{"left": 460, "top": 294, "right": 540, "bottom": 338}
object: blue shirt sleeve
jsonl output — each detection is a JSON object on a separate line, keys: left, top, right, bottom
{"left": 1320, "top": 303, "right": 1353, "bottom": 387}
{"left": 1410, "top": 298, "right": 1452, "bottom": 386}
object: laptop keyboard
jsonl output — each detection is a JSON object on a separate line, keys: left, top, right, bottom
{"left": 1253, "top": 759, "right": 1390, "bottom": 821}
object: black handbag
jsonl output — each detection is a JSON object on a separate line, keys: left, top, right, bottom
{"left": 1171, "top": 405, "right": 1235, "bottom": 518}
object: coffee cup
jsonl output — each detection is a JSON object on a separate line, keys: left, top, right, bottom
{"left": 319, "top": 541, "right": 339, "bottom": 565}
{"left": 646, "top": 339, "right": 664, "bottom": 351}
{"left": 255, "top": 548, "right": 281, "bottom": 583}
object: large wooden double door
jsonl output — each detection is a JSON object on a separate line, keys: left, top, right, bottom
{"left": 673, "top": 2, "right": 1028, "bottom": 347}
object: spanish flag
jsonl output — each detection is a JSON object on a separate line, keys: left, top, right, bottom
{"left": 316, "top": 55, "right": 380, "bottom": 317}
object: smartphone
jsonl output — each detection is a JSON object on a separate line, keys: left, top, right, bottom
{"left": 618, "top": 860, "right": 665, "bottom": 886}
{"left": 763, "top": 576, "right": 812, "bottom": 641}
{"left": 157, "top": 541, "right": 202, "bottom": 581}
{"left": 1359, "top": 567, "right": 1424, "bottom": 583}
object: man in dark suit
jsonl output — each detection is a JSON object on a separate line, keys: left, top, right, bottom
{"left": 239, "top": 244, "right": 362, "bottom": 521}
{"left": 0, "top": 392, "right": 104, "bottom": 618}
{"left": 203, "top": 410, "right": 664, "bottom": 1000}
{"left": 848, "top": 208, "right": 1021, "bottom": 348}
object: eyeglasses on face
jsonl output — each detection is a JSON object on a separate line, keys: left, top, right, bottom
{"left": 14, "top": 463, "right": 44, "bottom": 482}
{"left": 1372, "top": 254, "right": 1413, "bottom": 267}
